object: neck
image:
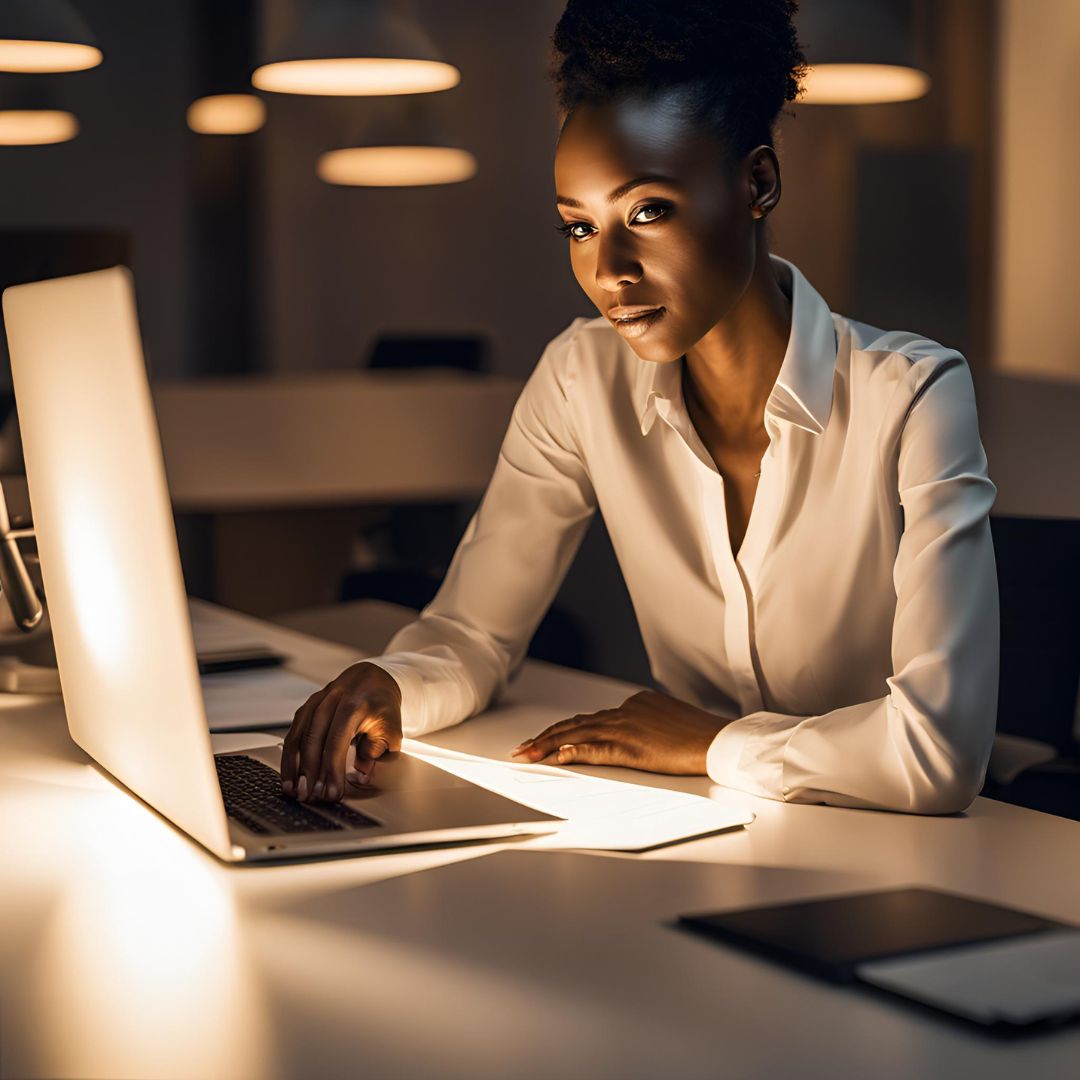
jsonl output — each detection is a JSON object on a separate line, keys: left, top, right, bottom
{"left": 682, "top": 248, "right": 793, "bottom": 444}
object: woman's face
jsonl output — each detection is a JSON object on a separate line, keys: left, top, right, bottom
{"left": 553, "top": 92, "right": 759, "bottom": 363}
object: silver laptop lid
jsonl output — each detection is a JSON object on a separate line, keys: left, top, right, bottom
{"left": 3, "top": 267, "right": 234, "bottom": 859}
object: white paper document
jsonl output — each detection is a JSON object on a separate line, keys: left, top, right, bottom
{"left": 201, "top": 669, "right": 324, "bottom": 731}
{"left": 190, "top": 601, "right": 271, "bottom": 654}
{"left": 403, "top": 739, "right": 754, "bottom": 851}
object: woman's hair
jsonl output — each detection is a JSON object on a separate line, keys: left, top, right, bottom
{"left": 548, "top": 0, "right": 807, "bottom": 159}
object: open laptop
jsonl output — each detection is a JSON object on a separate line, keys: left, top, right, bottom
{"left": 2, "top": 266, "right": 561, "bottom": 863}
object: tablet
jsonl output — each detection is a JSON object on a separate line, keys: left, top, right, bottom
{"left": 680, "top": 887, "right": 1063, "bottom": 980}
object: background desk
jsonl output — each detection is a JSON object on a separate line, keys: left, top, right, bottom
{"left": 151, "top": 370, "right": 521, "bottom": 616}
{"left": 2, "top": 605, "right": 1078, "bottom": 1079}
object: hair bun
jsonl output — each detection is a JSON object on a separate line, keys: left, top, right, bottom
{"left": 550, "top": 0, "right": 806, "bottom": 155}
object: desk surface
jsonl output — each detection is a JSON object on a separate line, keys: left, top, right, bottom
{"left": 2, "top": 604, "right": 1078, "bottom": 1080}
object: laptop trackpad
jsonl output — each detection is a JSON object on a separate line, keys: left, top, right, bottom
{"left": 345, "top": 750, "right": 474, "bottom": 797}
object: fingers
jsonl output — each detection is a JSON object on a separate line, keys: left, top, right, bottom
{"left": 316, "top": 711, "right": 398, "bottom": 802}
{"left": 296, "top": 688, "right": 344, "bottom": 801}
{"left": 512, "top": 713, "right": 608, "bottom": 761}
{"left": 282, "top": 664, "right": 405, "bottom": 802}
{"left": 519, "top": 723, "right": 609, "bottom": 765}
{"left": 281, "top": 689, "right": 326, "bottom": 795}
{"left": 315, "top": 700, "right": 369, "bottom": 803}
{"left": 550, "top": 740, "right": 620, "bottom": 767}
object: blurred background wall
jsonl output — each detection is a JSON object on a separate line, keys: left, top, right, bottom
{"left": 0, "top": 0, "right": 1076, "bottom": 688}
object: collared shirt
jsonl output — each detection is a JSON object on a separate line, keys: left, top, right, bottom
{"left": 370, "top": 253, "right": 999, "bottom": 814}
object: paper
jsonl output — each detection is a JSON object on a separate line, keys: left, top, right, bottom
{"left": 210, "top": 731, "right": 285, "bottom": 754}
{"left": 857, "top": 928, "right": 1080, "bottom": 1026}
{"left": 201, "top": 668, "right": 324, "bottom": 732}
{"left": 403, "top": 739, "right": 754, "bottom": 851}
{"left": 189, "top": 601, "right": 271, "bottom": 654}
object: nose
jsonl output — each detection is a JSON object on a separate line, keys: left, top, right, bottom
{"left": 593, "top": 231, "right": 643, "bottom": 293}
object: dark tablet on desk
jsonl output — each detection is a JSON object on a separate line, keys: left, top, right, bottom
{"left": 679, "top": 887, "right": 1063, "bottom": 984}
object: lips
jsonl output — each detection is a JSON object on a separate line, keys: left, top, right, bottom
{"left": 608, "top": 304, "right": 663, "bottom": 322}
{"left": 609, "top": 306, "right": 666, "bottom": 338}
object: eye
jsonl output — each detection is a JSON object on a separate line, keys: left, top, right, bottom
{"left": 553, "top": 202, "right": 670, "bottom": 243}
{"left": 631, "top": 203, "right": 669, "bottom": 225}
{"left": 553, "top": 220, "right": 593, "bottom": 241}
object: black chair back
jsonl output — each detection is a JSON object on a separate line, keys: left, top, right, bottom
{"left": 991, "top": 515, "right": 1080, "bottom": 754}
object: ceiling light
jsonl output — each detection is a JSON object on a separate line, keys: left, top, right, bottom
{"left": 0, "top": 0, "right": 101, "bottom": 73}
{"left": 317, "top": 145, "right": 476, "bottom": 186}
{"left": 186, "top": 93, "right": 265, "bottom": 135}
{"left": 0, "top": 108, "right": 77, "bottom": 144}
{"left": 315, "top": 97, "right": 476, "bottom": 187}
{"left": 252, "top": 0, "right": 458, "bottom": 96}
{"left": 801, "top": 64, "right": 931, "bottom": 105}
{"left": 797, "top": 0, "right": 930, "bottom": 105}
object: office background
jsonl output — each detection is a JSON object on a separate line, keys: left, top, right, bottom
{"left": 0, "top": 0, "right": 1077, "bottom": 689}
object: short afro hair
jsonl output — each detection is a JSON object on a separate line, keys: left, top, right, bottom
{"left": 548, "top": 0, "right": 807, "bottom": 158}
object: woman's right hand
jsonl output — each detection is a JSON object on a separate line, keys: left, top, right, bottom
{"left": 280, "top": 661, "right": 403, "bottom": 804}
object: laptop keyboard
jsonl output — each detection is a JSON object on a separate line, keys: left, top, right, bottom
{"left": 214, "top": 754, "right": 380, "bottom": 835}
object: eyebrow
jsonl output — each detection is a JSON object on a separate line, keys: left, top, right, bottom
{"left": 555, "top": 174, "right": 681, "bottom": 209}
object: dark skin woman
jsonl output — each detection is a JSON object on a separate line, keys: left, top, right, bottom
{"left": 281, "top": 1, "right": 817, "bottom": 804}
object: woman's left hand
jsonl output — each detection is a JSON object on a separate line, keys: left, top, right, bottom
{"left": 511, "top": 689, "right": 734, "bottom": 775}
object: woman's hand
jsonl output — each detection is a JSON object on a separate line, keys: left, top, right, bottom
{"left": 281, "top": 662, "right": 403, "bottom": 803}
{"left": 511, "top": 689, "right": 733, "bottom": 774}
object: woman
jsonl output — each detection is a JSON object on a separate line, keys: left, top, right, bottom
{"left": 280, "top": 0, "right": 998, "bottom": 815}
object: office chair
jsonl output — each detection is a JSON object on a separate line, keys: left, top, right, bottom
{"left": 982, "top": 515, "right": 1080, "bottom": 819}
{"left": 366, "top": 333, "right": 489, "bottom": 373}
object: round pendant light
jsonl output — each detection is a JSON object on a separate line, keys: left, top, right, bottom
{"left": 187, "top": 1, "right": 264, "bottom": 135}
{"left": 316, "top": 97, "right": 476, "bottom": 186}
{"left": 0, "top": 75, "right": 77, "bottom": 144}
{"left": 252, "top": 0, "right": 459, "bottom": 96}
{"left": 0, "top": 0, "right": 101, "bottom": 74}
{"left": 797, "top": 0, "right": 930, "bottom": 105}
{"left": 0, "top": 108, "right": 77, "bottom": 144}
{"left": 318, "top": 145, "right": 476, "bottom": 186}
{"left": 187, "top": 93, "right": 266, "bottom": 135}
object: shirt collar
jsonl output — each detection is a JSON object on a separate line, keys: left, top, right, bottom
{"left": 634, "top": 254, "right": 839, "bottom": 437}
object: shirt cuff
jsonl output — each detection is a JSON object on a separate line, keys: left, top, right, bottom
{"left": 361, "top": 653, "right": 428, "bottom": 736}
{"left": 705, "top": 711, "right": 801, "bottom": 801}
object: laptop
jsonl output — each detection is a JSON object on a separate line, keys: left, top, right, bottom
{"left": 2, "top": 266, "right": 561, "bottom": 863}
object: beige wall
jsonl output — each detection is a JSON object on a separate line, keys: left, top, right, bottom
{"left": 992, "top": 0, "right": 1080, "bottom": 382}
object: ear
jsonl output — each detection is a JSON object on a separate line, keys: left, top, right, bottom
{"left": 746, "top": 145, "right": 782, "bottom": 220}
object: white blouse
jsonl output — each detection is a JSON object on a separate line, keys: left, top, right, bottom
{"left": 369, "top": 253, "right": 1000, "bottom": 814}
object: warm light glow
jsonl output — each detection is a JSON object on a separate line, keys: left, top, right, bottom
{"left": 0, "top": 39, "right": 101, "bottom": 73}
{"left": 801, "top": 64, "right": 931, "bottom": 104}
{"left": 0, "top": 109, "right": 78, "bottom": 144}
{"left": 317, "top": 145, "right": 477, "bottom": 186}
{"left": 9, "top": 783, "right": 273, "bottom": 1079}
{"left": 186, "top": 93, "right": 266, "bottom": 135}
{"left": 252, "top": 57, "right": 459, "bottom": 96}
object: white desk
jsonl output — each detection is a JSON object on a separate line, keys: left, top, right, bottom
{"left": 2, "top": 605, "right": 1078, "bottom": 1079}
